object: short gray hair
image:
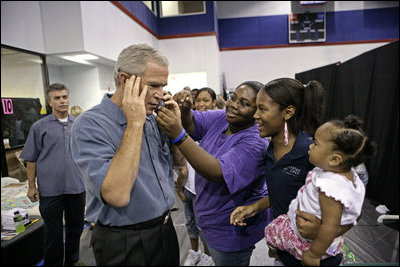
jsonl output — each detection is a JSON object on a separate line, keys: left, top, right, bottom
{"left": 46, "top": 83, "right": 69, "bottom": 102}
{"left": 113, "top": 43, "right": 169, "bottom": 88}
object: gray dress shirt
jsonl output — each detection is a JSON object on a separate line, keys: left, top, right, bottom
{"left": 20, "top": 113, "right": 85, "bottom": 196}
{"left": 69, "top": 94, "right": 175, "bottom": 226}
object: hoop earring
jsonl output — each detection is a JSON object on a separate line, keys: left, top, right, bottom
{"left": 284, "top": 120, "right": 289, "bottom": 146}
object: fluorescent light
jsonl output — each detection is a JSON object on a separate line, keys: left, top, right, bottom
{"left": 75, "top": 54, "right": 99, "bottom": 60}
{"left": 60, "top": 56, "right": 91, "bottom": 65}
{"left": 58, "top": 53, "right": 99, "bottom": 65}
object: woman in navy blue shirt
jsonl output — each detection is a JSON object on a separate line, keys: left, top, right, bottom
{"left": 231, "top": 78, "right": 354, "bottom": 266}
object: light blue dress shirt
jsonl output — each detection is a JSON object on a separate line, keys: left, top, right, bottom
{"left": 69, "top": 94, "right": 175, "bottom": 226}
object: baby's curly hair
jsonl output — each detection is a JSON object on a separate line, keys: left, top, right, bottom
{"left": 328, "top": 114, "right": 377, "bottom": 170}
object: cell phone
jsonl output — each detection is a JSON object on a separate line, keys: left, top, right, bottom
{"left": 155, "top": 100, "right": 165, "bottom": 114}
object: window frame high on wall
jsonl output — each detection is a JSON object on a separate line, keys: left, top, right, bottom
{"left": 160, "top": 1, "right": 206, "bottom": 17}
{"left": 142, "top": 1, "right": 158, "bottom": 16}
{"left": 1, "top": 44, "right": 50, "bottom": 116}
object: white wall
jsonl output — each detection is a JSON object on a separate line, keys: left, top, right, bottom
{"left": 47, "top": 65, "right": 64, "bottom": 85}
{"left": 159, "top": 35, "right": 221, "bottom": 94}
{"left": 80, "top": 1, "right": 158, "bottom": 61}
{"left": 47, "top": 62, "right": 114, "bottom": 110}
{"left": 220, "top": 42, "right": 390, "bottom": 89}
{"left": 1, "top": 56, "right": 46, "bottom": 110}
{"left": 40, "top": 1, "right": 85, "bottom": 54}
{"left": 1, "top": 1, "right": 46, "bottom": 53}
{"left": 61, "top": 65, "right": 103, "bottom": 111}
{"left": 97, "top": 64, "right": 116, "bottom": 93}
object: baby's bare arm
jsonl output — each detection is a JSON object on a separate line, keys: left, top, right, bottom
{"left": 302, "top": 191, "right": 343, "bottom": 266}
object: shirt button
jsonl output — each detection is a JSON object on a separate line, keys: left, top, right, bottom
{"left": 158, "top": 176, "right": 161, "bottom": 180}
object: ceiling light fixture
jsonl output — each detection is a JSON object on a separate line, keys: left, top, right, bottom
{"left": 60, "top": 56, "right": 91, "bottom": 65}
{"left": 58, "top": 53, "right": 99, "bottom": 65}
{"left": 75, "top": 54, "right": 99, "bottom": 60}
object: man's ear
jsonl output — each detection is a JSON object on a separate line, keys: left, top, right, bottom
{"left": 329, "top": 153, "right": 343, "bottom": 167}
{"left": 119, "top": 73, "right": 127, "bottom": 88}
{"left": 47, "top": 97, "right": 53, "bottom": 108}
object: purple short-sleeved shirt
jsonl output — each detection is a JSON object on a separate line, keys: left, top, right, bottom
{"left": 192, "top": 110, "right": 269, "bottom": 252}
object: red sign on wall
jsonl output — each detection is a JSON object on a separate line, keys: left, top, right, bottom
{"left": 2, "top": 98, "right": 14, "bottom": 114}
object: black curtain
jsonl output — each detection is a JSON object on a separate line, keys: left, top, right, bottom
{"left": 296, "top": 41, "right": 399, "bottom": 214}
{"left": 295, "top": 61, "right": 339, "bottom": 121}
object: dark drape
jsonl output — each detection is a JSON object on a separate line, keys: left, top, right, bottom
{"left": 295, "top": 61, "right": 339, "bottom": 121}
{"left": 296, "top": 41, "right": 399, "bottom": 214}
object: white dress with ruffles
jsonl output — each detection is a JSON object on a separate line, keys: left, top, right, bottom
{"left": 265, "top": 166, "right": 365, "bottom": 260}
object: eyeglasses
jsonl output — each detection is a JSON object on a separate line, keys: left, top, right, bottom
{"left": 227, "top": 92, "right": 256, "bottom": 109}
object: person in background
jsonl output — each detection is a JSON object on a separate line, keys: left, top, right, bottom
{"left": 230, "top": 78, "right": 357, "bottom": 266}
{"left": 174, "top": 88, "right": 215, "bottom": 266}
{"left": 70, "top": 105, "right": 84, "bottom": 117}
{"left": 191, "top": 88, "right": 199, "bottom": 105}
{"left": 264, "top": 114, "right": 376, "bottom": 266}
{"left": 156, "top": 81, "right": 269, "bottom": 266}
{"left": 194, "top": 87, "right": 217, "bottom": 112}
{"left": 69, "top": 43, "right": 184, "bottom": 266}
{"left": 353, "top": 163, "right": 369, "bottom": 188}
{"left": 20, "top": 83, "right": 86, "bottom": 266}
{"left": 216, "top": 94, "right": 226, "bottom": 110}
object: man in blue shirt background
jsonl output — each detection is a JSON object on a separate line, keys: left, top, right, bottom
{"left": 20, "top": 83, "right": 86, "bottom": 266}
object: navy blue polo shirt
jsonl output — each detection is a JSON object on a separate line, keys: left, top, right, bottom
{"left": 265, "top": 131, "right": 314, "bottom": 220}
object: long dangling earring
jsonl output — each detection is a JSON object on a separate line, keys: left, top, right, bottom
{"left": 284, "top": 120, "right": 289, "bottom": 146}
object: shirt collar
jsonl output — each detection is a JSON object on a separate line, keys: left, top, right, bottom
{"left": 290, "top": 131, "right": 313, "bottom": 158}
{"left": 101, "top": 94, "right": 126, "bottom": 125}
{"left": 48, "top": 113, "right": 75, "bottom": 124}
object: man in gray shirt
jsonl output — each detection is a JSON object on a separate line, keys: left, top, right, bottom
{"left": 20, "top": 83, "right": 86, "bottom": 266}
{"left": 69, "top": 44, "right": 184, "bottom": 265}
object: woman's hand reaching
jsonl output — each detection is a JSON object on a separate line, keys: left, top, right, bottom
{"left": 230, "top": 204, "right": 257, "bottom": 226}
{"left": 173, "top": 90, "right": 193, "bottom": 112}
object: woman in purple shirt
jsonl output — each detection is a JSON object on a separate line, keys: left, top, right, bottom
{"left": 157, "top": 81, "right": 269, "bottom": 266}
